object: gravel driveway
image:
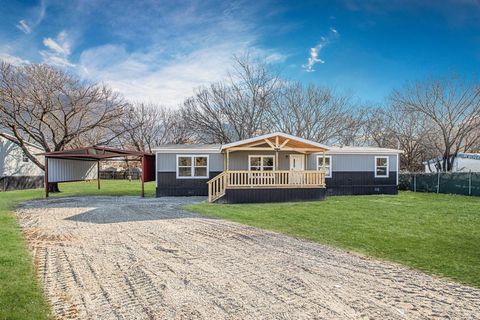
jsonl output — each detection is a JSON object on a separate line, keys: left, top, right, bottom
{"left": 17, "top": 196, "right": 480, "bottom": 319}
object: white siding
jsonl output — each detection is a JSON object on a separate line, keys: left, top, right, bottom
{"left": 0, "top": 137, "right": 44, "bottom": 177}
{"left": 48, "top": 158, "right": 97, "bottom": 182}
{"left": 456, "top": 158, "right": 480, "bottom": 172}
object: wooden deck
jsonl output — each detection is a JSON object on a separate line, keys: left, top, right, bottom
{"left": 208, "top": 170, "right": 326, "bottom": 202}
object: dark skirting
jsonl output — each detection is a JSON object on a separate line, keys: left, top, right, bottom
{"left": 156, "top": 171, "right": 222, "bottom": 196}
{"left": 219, "top": 187, "right": 327, "bottom": 204}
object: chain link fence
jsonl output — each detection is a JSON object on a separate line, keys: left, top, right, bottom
{"left": 399, "top": 172, "right": 480, "bottom": 196}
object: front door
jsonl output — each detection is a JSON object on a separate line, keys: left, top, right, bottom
{"left": 289, "top": 154, "right": 305, "bottom": 170}
{"left": 289, "top": 155, "right": 305, "bottom": 184}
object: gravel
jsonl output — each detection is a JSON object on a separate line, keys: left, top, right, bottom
{"left": 16, "top": 196, "right": 480, "bottom": 319}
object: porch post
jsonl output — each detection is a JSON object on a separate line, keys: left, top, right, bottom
{"left": 275, "top": 136, "right": 279, "bottom": 171}
{"left": 275, "top": 151, "right": 279, "bottom": 170}
{"left": 226, "top": 150, "right": 230, "bottom": 171}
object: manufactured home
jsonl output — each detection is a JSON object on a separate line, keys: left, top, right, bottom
{"left": 424, "top": 153, "right": 480, "bottom": 173}
{"left": 154, "top": 133, "right": 402, "bottom": 203}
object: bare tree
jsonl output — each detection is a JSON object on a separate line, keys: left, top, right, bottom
{"left": 0, "top": 61, "right": 126, "bottom": 190}
{"left": 391, "top": 75, "right": 480, "bottom": 171}
{"left": 269, "top": 82, "right": 363, "bottom": 145}
{"left": 361, "top": 107, "right": 396, "bottom": 147}
{"left": 118, "top": 103, "right": 190, "bottom": 153}
{"left": 389, "top": 106, "right": 436, "bottom": 171}
{"left": 182, "top": 55, "right": 280, "bottom": 143}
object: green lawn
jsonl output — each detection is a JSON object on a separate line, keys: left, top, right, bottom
{"left": 185, "top": 192, "right": 480, "bottom": 287}
{"left": 0, "top": 180, "right": 155, "bottom": 320}
{"left": 2, "top": 184, "right": 479, "bottom": 319}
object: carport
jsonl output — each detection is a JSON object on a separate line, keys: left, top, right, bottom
{"left": 44, "top": 146, "right": 155, "bottom": 198}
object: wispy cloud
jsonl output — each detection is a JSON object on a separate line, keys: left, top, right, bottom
{"left": 0, "top": 53, "right": 29, "bottom": 65}
{"left": 79, "top": 41, "right": 282, "bottom": 106}
{"left": 16, "top": 20, "right": 32, "bottom": 34}
{"left": 75, "top": 1, "right": 286, "bottom": 106}
{"left": 40, "top": 31, "right": 74, "bottom": 67}
{"left": 302, "top": 27, "right": 339, "bottom": 72}
{"left": 15, "top": 0, "right": 46, "bottom": 34}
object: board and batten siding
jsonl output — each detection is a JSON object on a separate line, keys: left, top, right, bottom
{"left": 307, "top": 153, "right": 397, "bottom": 172}
{"left": 47, "top": 158, "right": 97, "bottom": 182}
{"left": 156, "top": 153, "right": 224, "bottom": 172}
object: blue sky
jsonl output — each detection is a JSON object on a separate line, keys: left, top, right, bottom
{"left": 1, "top": 0, "right": 480, "bottom": 106}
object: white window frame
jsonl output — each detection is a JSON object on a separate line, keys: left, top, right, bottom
{"left": 176, "top": 155, "right": 209, "bottom": 179}
{"left": 316, "top": 155, "right": 332, "bottom": 178}
{"left": 248, "top": 155, "right": 275, "bottom": 171}
{"left": 374, "top": 156, "right": 389, "bottom": 178}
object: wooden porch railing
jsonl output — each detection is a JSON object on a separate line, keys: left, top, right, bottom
{"left": 207, "top": 170, "right": 325, "bottom": 202}
{"left": 207, "top": 171, "right": 228, "bottom": 203}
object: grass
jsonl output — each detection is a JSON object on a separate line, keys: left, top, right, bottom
{"left": 0, "top": 180, "right": 155, "bottom": 320}
{"left": 2, "top": 183, "right": 479, "bottom": 318}
{"left": 185, "top": 192, "right": 480, "bottom": 287}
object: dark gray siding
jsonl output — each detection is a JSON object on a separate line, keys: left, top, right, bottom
{"left": 156, "top": 153, "right": 224, "bottom": 172}
{"left": 156, "top": 171, "right": 222, "bottom": 196}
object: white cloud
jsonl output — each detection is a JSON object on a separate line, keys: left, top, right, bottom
{"left": 79, "top": 41, "right": 267, "bottom": 106}
{"left": 265, "top": 52, "right": 288, "bottom": 64}
{"left": 16, "top": 20, "right": 32, "bottom": 34}
{"left": 302, "top": 28, "right": 339, "bottom": 72}
{"left": 0, "top": 53, "right": 30, "bottom": 65}
{"left": 15, "top": 0, "right": 46, "bottom": 34}
{"left": 40, "top": 31, "right": 74, "bottom": 67}
{"left": 75, "top": 2, "right": 287, "bottom": 107}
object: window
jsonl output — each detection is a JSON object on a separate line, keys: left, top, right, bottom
{"left": 249, "top": 155, "right": 274, "bottom": 171}
{"left": 176, "top": 155, "right": 209, "bottom": 178}
{"left": 22, "top": 153, "right": 29, "bottom": 162}
{"left": 375, "top": 156, "right": 389, "bottom": 178}
{"left": 317, "top": 155, "right": 332, "bottom": 178}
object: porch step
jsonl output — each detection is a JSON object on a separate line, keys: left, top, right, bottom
{"left": 207, "top": 172, "right": 228, "bottom": 203}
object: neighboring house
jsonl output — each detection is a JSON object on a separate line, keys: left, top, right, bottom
{"left": 424, "top": 153, "right": 480, "bottom": 173}
{"left": 0, "top": 133, "right": 44, "bottom": 191}
{"left": 153, "top": 132, "right": 402, "bottom": 203}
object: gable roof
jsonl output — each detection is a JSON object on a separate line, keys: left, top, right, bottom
{"left": 221, "top": 132, "right": 330, "bottom": 152}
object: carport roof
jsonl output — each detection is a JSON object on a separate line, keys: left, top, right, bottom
{"left": 43, "top": 146, "right": 152, "bottom": 160}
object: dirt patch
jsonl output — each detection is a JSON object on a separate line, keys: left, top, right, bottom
{"left": 17, "top": 196, "right": 480, "bottom": 319}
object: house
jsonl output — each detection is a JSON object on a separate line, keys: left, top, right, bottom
{"left": 0, "top": 133, "right": 44, "bottom": 191}
{"left": 153, "top": 133, "right": 402, "bottom": 203}
{"left": 424, "top": 153, "right": 480, "bottom": 173}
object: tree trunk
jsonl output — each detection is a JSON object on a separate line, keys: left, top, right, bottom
{"left": 48, "top": 182, "right": 60, "bottom": 193}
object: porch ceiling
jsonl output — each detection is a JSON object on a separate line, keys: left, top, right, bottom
{"left": 221, "top": 132, "right": 329, "bottom": 153}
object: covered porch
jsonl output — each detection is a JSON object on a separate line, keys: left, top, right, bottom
{"left": 208, "top": 133, "right": 329, "bottom": 203}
